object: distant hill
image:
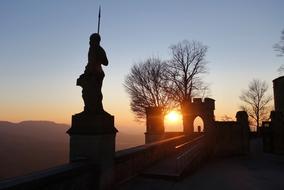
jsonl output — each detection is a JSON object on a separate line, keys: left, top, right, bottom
{"left": 0, "top": 121, "right": 69, "bottom": 180}
{"left": 0, "top": 120, "right": 144, "bottom": 180}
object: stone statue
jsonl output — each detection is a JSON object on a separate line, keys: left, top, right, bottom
{"left": 77, "top": 33, "right": 109, "bottom": 115}
{"left": 68, "top": 8, "right": 117, "bottom": 166}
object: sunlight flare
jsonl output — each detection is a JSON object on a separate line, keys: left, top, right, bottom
{"left": 165, "top": 111, "right": 182, "bottom": 123}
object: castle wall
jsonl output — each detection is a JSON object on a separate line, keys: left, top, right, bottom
{"left": 214, "top": 112, "right": 250, "bottom": 156}
{"left": 145, "top": 132, "right": 185, "bottom": 143}
{"left": 273, "top": 76, "right": 284, "bottom": 113}
{"left": 271, "top": 112, "right": 284, "bottom": 154}
{"left": 262, "top": 76, "right": 284, "bottom": 154}
{"left": 0, "top": 162, "right": 100, "bottom": 190}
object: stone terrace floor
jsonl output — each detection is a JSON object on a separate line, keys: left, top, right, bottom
{"left": 118, "top": 138, "right": 284, "bottom": 190}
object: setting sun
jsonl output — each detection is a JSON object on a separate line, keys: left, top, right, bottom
{"left": 165, "top": 111, "right": 182, "bottom": 123}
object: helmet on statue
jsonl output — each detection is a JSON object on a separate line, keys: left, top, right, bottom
{"left": 90, "top": 33, "right": 101, "bottom": 43}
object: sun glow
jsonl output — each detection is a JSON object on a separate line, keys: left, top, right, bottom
{"left": 164, "top": 111, "right": 183, "bottom": 131}
{"left": 165, "top": 111, "right": 182, "bottom": 123}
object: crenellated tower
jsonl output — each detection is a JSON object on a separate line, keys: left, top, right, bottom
{"left": 182, "top": 98, "right": 215, "bottom": 134}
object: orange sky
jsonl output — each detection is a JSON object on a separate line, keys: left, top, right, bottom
{"left": 0, "top": 1, "right": 281, "bottom": 134}
{"left": 0, "top": 89, "right": 238, "bottom": 135}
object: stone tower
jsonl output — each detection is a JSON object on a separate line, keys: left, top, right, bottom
{"left": 273, "top": 76, "right": 284, "bottom": 113}
{"left": 182, "top": 98, "right": 215, "bottom": 134}
{"left": 144, "top": 107, "right": 164, "bottom": 143}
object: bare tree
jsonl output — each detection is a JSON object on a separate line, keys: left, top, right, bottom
{"left": 124, "top": 57, "right": 172, "bottom": 120}
{"left": 239, "top": 105, "right": 256, "bottom": 131}
{"left": 124, "top": 41, "right": 209, "bottom": 120}
{"left": 165, "top": 40, "right": 209, "bottom": 103}
{"left": 274, "top": 29, "right": 284, "bottom": 74}
{"left": 240, "top": 79, "right": 272, "bottom": 130}
{"left": 278, "top": 66, "right": 284, "bottom": 75}
{"left": 274, "top": 29, "right": 284, "bottom": 56}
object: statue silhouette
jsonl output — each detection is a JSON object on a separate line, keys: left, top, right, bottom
{"left": 77, "top": 33, "right": 109, "bottom": 115}
{"left": 68, "top": 8, "right": 117, "bottom": 136}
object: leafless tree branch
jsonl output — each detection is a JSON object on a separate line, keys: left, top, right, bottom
{"left": 166, "top": 40, "right": 209, "bottom": 103}
{"left": 239, "top": 79, "right": 272, "bottom": 130}
{"left": 124, "top": 57, "right": 175, "bottom": 120}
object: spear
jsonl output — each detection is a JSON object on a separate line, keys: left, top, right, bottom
{"left": 97, "top": 6, "right": 101, "bottom": 34}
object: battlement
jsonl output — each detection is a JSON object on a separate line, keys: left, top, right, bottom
{"left": 193, "top": 98, "right": 202, "bottom": 103}
{"left": 192, "top": 97, "right": 215, "bottom": 104}
{"left": 187, "top": 97, "right": 215, "bottom": 110}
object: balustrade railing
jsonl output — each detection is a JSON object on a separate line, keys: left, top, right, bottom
{"left": 114, "top": 135, "right": 188, "bottom": 184}
{"left": 175, "top": 135, "right": 205, "bottom": 173}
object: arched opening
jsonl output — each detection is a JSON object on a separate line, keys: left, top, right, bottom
{"left": 164, "top": 111, "right": 183, "bottom": 132}
{"left": 193, "top": 116, "right": 204, "bottom": 132}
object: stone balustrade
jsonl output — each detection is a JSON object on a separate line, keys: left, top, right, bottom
{"left": 114, "top": 135, "right": 188, "bottom": 184}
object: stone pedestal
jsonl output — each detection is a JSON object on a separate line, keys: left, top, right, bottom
{"left": 67, "top": 112, "right": 118, "bottom": 190}
{"left": 68, "top": 133, "right": 116, "bottom": 164}
{"left": 68, "top": 112, "right": 117, "bottom": 135}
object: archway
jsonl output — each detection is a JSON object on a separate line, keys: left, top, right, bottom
{"left": 182, "top": 98, "right": 215, "bottom": 134}
{"left": 193, "top": 116, "right": 204, "bottom": 132}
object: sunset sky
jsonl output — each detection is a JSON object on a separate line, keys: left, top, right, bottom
{"left": 0, "top": 0, "right": 283, "bottom": 134}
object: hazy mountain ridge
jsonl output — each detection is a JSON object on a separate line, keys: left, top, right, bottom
{"left": 0, "top": 120, "right": 144, "bottom": 180}
{"left": 0, "top": 121, "right": 17, "bottom": 127}
{"left": 0, "top": 120, "right": 69, "bottom": 180}
{"left": 0, "top": 120, "right": 69, "bottom": 131}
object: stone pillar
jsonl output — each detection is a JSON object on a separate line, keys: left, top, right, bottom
{"left": 236, "top": 111, "right": 250, "bottom": 154}
{"left": 203, "top": 98, "right": 215, "bottom": 133}
{"left": 181, "top": 100, "right": 194, "bottom": 135}
{"left": 67, "top": 113, "right": 117, "bottom": 190}
{"left": 144, "top": 107, "right": 164, "bottom": 143}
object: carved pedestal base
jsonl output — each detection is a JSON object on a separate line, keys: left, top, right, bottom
{"left": 68, "top": 112, "right": 117, "bottom": 135}
{"left": 67, "top": 112, "right": 118, "bottom": 189}
{"left": 67, "top": 112, "right": 117, "bottom": 162}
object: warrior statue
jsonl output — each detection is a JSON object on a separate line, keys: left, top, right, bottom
{"left": 77, "top": 33, "right": 108, "bottom": 114}
{"left": 77, "top": 7, "right": 109, "bottom": 115}
{"left": 68, "top": 6, "right": 117, "bottom": 138}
